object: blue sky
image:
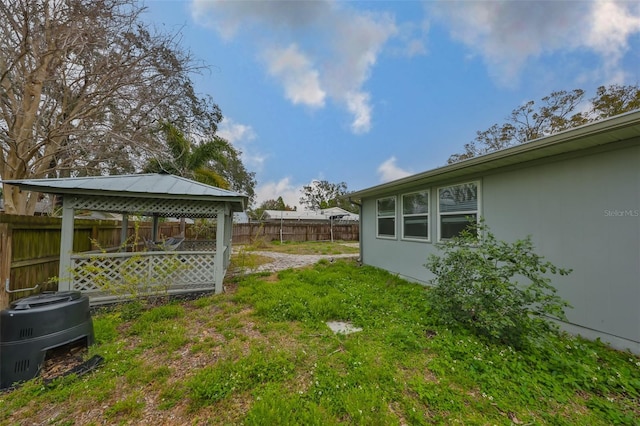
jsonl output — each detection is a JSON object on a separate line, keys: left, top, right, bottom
{"left": 142, "top": 0, "right": 640, "bottom": 208}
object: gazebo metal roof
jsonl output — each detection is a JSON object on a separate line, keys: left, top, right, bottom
{"left": 4, "top": 173, "right": 248, "bottom": 218}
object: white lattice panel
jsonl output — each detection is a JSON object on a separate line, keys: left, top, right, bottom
{"left": 181, "top": 240, "right": 217, "bottom": 251}
{"left": 69, "top": 196, "right": 224, "bottom": 218}
{"left": 71, "top": 251, "right": 218, "bottom": 297}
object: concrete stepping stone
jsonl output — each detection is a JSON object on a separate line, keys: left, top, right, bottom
{"left": 326, "top": 321, "right": 362, "bottom": 335}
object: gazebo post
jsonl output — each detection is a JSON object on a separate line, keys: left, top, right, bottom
{"left": 58, "top": 198, "right": 75, "bottom": 292}
{"left": 120, "top": 214, "right": 129, "bottom": 250}
{"left": 214, "top": 205, "right": 227, "bottom": 293}
{"left": 224, "top": 209, "right": 233, "bottom": 270}
{"left": 152, "top": 214, "right": 159, "bottom": 241}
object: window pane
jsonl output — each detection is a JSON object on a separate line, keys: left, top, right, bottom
{"left": 378, "top": 217, "right": 395, "bottom": 237}
{"left": 377, "top": 197, "right": 395, "bottom": 216}
{"left": 439, "top": 183, "right": 478, "bottom": 213}
{"left": 403, "top": 192, "right": 428, "bottom": 215}
{"left": 440, "top": 214, "right": 476, "bottom": 239}
{"left": 404, "top": 216, "right": 428, "bottom": 239}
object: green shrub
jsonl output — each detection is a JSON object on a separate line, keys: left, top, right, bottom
{"left": 425, "top": 223, "right": 571, "bottom": 349}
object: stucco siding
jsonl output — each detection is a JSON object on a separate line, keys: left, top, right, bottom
{"left": 361, "top": 193, "right": 435, "bottom": 282}
{"left": 360, "top": 143, "right": 640, "bottom": 351}
{"left": 482, "top": 145, "right": 640, "bottom": 345}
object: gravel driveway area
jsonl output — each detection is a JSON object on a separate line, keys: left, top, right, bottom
{"left": 249, "top": 251, "right": 359, "bottom": 273}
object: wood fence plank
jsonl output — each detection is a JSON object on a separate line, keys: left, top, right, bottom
{"left": 0, "top": 223, "right": 11, "bottom": 309}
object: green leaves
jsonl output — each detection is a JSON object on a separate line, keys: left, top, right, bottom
{"left": 425, "top": 222, "right": 572, "bottom": 349}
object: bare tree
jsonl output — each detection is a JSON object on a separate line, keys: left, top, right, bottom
{"left": 447, "top": 85, "right": 639, "bottom": 164}
{"left": 0, "top": 0, "right": 221, "bottom": 214}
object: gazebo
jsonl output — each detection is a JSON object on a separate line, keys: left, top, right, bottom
{"left": 4, "top": 174, "right": 247, "bottom": 304}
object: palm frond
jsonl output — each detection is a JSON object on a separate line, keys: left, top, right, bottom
{"left": 160, "top": 122, "right": 191, "bottom": 169}
{"left": 193, "top": 168, "right": 229, "bottom": 189}
{"left": 189, "top": 136, "right": 232, "bottom": 170}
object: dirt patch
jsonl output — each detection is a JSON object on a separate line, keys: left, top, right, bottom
{"left": 247, "top": 251, "right": 358, "bottom": 273}
{"left": 40, "top": 340, "right": 90, "bottom": 382}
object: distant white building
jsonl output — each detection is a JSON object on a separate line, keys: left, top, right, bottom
{"left": 233, "top": 212, "right": 250, "bottom": 223}
{"left": 260, "top": 207, "right": 359, "bottom": 223}
{"left": 320, "top": 207, "right": 360, "bottom": 222}
{"left": 0, "top": 195, "right": 55, "bottom": 216}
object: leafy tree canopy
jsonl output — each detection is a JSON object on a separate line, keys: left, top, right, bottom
{"left": 299, "top": 180, "right": 358, "bottom": 213}
{"left": 448, "top": 84, "right": 640, "bottom": 164}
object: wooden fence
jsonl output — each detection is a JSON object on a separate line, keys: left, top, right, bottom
{"left": 232, "top": 222, "right": 359, "bottom": 244}
{"left": 0, "top": 214, "right": 358, "bottom": 307}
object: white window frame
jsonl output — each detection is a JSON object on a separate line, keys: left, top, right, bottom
{"left": 401, "top": 190, "right": 430, "bottom": 242}
{"left": 437, "top": 181, "right": 480, "bottom": 241}
{"left": 376, "top": 196, "right": 396, "bottom": 239}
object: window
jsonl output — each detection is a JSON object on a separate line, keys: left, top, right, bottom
{"left": 402, "top": 191, "right": 429, "bottom": 241}
{"left": 377, "top": 197, "right": 396, "bottom": 238}
{"left": 438, "top": 181, "right": 479, "bottom": 240}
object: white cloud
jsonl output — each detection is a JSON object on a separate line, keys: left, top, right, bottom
{"left": 255, "top": 177, "right": 303, "bottom": 210}
{"left": 391, "top": 20, "right": 429, "bottom": 58}
{"left": 433, "top": 0, "right": 640, "bottom": 86}
{"left": 191, "top": 0, "right": 398, "bottom": 134}
{"left": 191, "top": 0, "right": 331, "bottom": 40}
{"left": 345, "top": 91, "right": 372, "bottom": 134}
{"left": 217, "top": 118, "right": 255, "bottom": 143}
{"left": 377, "top": 157, "right": 412, "bottom": 183}
{"left": 584, "top": 1, "right": 640, "bottom": 83}
{"left": 262, "top": 44, "right": 326, "bottom": 108}
{"left": 217, "top": 118, "right": 265, "bottom": 171}
{"left": 403, "top": 39, "right": 427, "bottom": 57}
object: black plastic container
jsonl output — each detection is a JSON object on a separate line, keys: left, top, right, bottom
{"left": 0, "top": 291, "right": 94, "bottom": 389}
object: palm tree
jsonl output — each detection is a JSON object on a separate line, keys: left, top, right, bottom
{"left": 145, "top": 122, "right": 231, "bottom": 189}
{"left": 144, "top": 122, "right": 233, "bottom": 234}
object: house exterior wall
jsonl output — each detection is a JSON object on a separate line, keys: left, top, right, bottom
{"left": 360, "top": 141, "right": 640, "bottom": 353}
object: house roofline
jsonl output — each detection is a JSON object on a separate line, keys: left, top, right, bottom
{"left": 349, "top": 110, "right": 640, "bottom": 200}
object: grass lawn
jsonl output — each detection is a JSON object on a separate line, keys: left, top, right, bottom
{"left": 1, "top": 258, "right": 639, "bottom": 425}
{"left": 242, "top": 240, "right": 360, "bottom": 255}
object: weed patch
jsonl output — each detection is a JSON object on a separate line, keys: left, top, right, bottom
{"left": 104, "top": 391, "right": 145, "bottom": 420}
{"left": 245, "top": 384, "right": 336, "bottom": 425}
{"left": 189, "top": 347, "right": 297, "bottom": 407}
